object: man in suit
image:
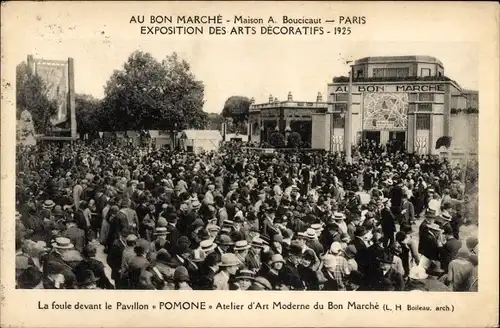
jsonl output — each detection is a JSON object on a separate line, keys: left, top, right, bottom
{"left": 372, "top": 252, "right": 405, "bottom": 291}
{"left": 61, "top": 216, "right": 86, "bottom": 253}
{"left": 380, "top": 198, "right": 396, "bottom": 248}
{"left": 418, "top": 223, "right": 443, "bottom": 271}
{"left": 213, "top": 253, "right": 240, "bottom": 290}
{"left": 400, "top": 194, "right": 415, "bottom": 226}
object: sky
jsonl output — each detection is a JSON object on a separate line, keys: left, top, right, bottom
{"left": 2, "top": 2, "right": 483, "bottom": 113}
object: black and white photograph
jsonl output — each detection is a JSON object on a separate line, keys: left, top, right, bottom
{"left": 1, "top": 2, "right": 498, "bottom": 328}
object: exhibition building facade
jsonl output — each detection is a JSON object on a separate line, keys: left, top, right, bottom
{"left": 249, "top": 56, "right": 478, "bottom": 155}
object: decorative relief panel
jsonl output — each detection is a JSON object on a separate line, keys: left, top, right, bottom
{"left": 363, "top": 92, "right": 408, "bottom": 131}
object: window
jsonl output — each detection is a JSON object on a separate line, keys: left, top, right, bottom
{"left": 409, "top": 104, "right": 417, "bottom": 112}
{"left": 387, "top": 68, "right": 398, "bottom": 78}
{"left": 334, "top": 103, "right": 347, "bottom": 112}
{"left": 356, "top": 69, "right": 364, "bottom": 78}
{"left": 397, "top": 68, "right": 410, "bottom": 78}
{"left": 373, "top": 68, "right": 385, "bottom": 77}
{"left": 418, "top": 93, "right": 434, "bottom": 101}
{"left": 421, "top": 68, "right": 431, "bottom": 77}
{"left": 336, "top": 93, "right": 348, "bottom": 101}
{"left": 416, "top": 114, "right": 430, "bottom": 130}
{"left": 417, "top": 103, "right": 432, "bottom": 111}
{"left": 409, "top": 93, "right": 418, "bottom": 101}
{"left": 333, "top": 115, "right": 345, "bottom": 128}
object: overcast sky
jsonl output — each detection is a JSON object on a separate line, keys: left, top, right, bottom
{"left": 3, "top": 2, "right": 484, "bottom": 113}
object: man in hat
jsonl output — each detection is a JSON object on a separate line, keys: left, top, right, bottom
{"left": 400, "top": 194, "right": 415, "bottom": 226}
{"left": 350, "top": 226, "right": 371, "bottom": 275}
{"left": 418, "top": 222, "right": 443, "bottom": 271}
{"left": 372, "top": 252, "right": 404, "bottom": 291}
{"left": 75, "top": 269, "right": 100, "bottom": 290}
{"left": 380, "top": 198, "right": 396, "bottom": 248}
{"left": 120, "top": 234, "right": 138, "bottom": 280}
{"left": 278, "top": 241, "right": 305, "bottom": 290}
{"left": 213, "top": 253, "right": 240, "bottom": 290}
{"left": 61, "top": 215, "right": 86, "bottom": 253}
{"left": 107, "top": 228, "right": 130, "bottom": 288}
{"left": 74, "top": 243, "right": 114, "bottom": 289}
{"left": 42, "top": 237, "right": 77, "bottom": 289}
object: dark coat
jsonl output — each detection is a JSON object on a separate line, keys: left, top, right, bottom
{"left": 351, "top": 237, "right": 369, "bottom": 274}
{"left": 278, "top": 263, "right": 305, "bottom": 290}
{"left": 419, "top": 230, "right": 441, "bottom": 261}
{"left": 380, "top": 208, "right": 396, "bottom": 234}
{"left": 372, "top": 267, "right": 405, "bottom": 291}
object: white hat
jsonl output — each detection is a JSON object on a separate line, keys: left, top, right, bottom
{"left": 330, "top": 242, "right": 342, "bottom": 254}
{"left": 200, "top": 240, "right": 217, "bottom": 253}
{"left": 51, "top": 237, "right": 74, "bottom": 250}
{"left": 333, "top": 212, "right": 346, "bottom": 220}
{"left": 409, "top": 266, "right": 428, "bottom": 280}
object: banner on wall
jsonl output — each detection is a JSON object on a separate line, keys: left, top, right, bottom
{"left": 362, "top": 92, "right": 408, "bottom": 131}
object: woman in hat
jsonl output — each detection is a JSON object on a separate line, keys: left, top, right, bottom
{"left": 233, "top": 240, "right": 251, "bottom": 270}
{"left": 231, "top": 269, "right": 255, "bottom": 290}
{"left": 297, "top": 249, "right": 321, "bottom": 291}
{"left": 173, "top": 266, "right": 192, "bottom": 290}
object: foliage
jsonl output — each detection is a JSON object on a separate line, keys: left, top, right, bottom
{"left": 16, "top": 62, "right": 59, "bottom": 134}
{"left": 269, "top": 132, "right": 286, "bottom": 148}
{"left": 101, "top": 51, "right": 207, "bottom": 131}
{"left": 207, "top": 113, "right": 224, "bottom": 130}
{"left": 221, "top": 96, "right": 252, "bottom": 123}
{"left": 287, "top": 131, "right": 302, "bottom": 148}
{"left": 75, "top": 94, "right": 103, "bottom": 134}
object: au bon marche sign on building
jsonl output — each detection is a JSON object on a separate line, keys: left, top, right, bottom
{"left": 332, "top": 84, "right": 445, "bottom": 93}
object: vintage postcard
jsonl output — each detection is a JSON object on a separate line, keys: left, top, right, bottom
{"left": 1, "top": 1, "right": 498, "bottom": 327}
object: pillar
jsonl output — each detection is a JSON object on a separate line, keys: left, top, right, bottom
{"left": 68, "top": 58, "right": 77, "bottom": 139}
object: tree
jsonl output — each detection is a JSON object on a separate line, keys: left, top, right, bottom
{"left": 221, "top": 96, "right": 251, "bottom": 123}
{"left": 269, "top": 132, "right": 286, "bottom": 148}
{"left": 75, "top": 94, "right": 103, "bottom": 135}
{"left": 16, "top": 62, "right": 58, "bottom": 134}
{"left": 102, "top": 51, "right": 207, "bottom": 131}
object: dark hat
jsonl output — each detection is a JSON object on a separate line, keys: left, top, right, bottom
{"left": 176, "top": 236, "right": 191, "bottom": 254}
{"left": 376, "top": 252, "right": 394, "bottom": 264}
{"left": 75, "top": 269, "right": 99, "bottom": 287}
{"left": 344, "top": 245, "right": 357, "bottom": 259}
{"left": 235, "top": 269, "right": 255, "bottom": 281}
{"left": 354, "top": 226, "right": 368, "bottom": 237}
{"left": 173, "top": 266, "right": 190, "bottom": 282}
{"left": 17, "top": 266, "right": 43, "bottom": 289}
{"left": 156, "top": 249, "right": 174, "bottom": 265}
{"left": 466, "top": 237, "right": 478, "bottom": 250}
{"left": 217, "top": 234, "right": 234, "bottom": 246}
{"left": 289, "top": 241, "right": 302, "bottom": 256}
{"left": 425, "top": 208, "right": 436, "bottom": 218}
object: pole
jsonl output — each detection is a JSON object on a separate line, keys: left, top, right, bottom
{"left": 330, "top": 113, "right": 334, "bottom": 152}
{"left": 344, "top": 66, "right": 353, "bottom": 163}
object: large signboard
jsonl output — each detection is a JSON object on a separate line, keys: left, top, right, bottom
{"left": 363, "top": 92, "right": 408, "bottom": 131}
{"left": 32, "top": 60, "right": 69, "bottom": 125}
{"left": 333, "top": 83, "right": 445, "bottom": 93}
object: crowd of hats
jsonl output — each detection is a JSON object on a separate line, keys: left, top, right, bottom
{"left": 13, "top": 139, "right": 476, "bottom": 291}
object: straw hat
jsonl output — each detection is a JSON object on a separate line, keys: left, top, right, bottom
{"left": 153, "top": 227, "right": 168, "bottom": 236}
{"left": 200, "top": 240, "right": 217, "bottom": 253}
{"left": 51, "top": 237, "right": 74, "bottom": 250}
{"left": 234, "top": 240, "right": 251, "bottom": 251}
{"left": 43, "top": 200, "right": 56, "bottom": 210}
{"left": 219, "top": 253, "right": 240, "bottom": 267}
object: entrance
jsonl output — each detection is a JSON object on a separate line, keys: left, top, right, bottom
{"left": 363, "top": 131, "right": 380, "bottom": 144}
{"left": 388, "top": 131, "right": 406, "bottom": 152}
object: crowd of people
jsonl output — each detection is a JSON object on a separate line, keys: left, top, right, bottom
{"left": 15, "top": 138, "right": 478, "bottom": 291}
